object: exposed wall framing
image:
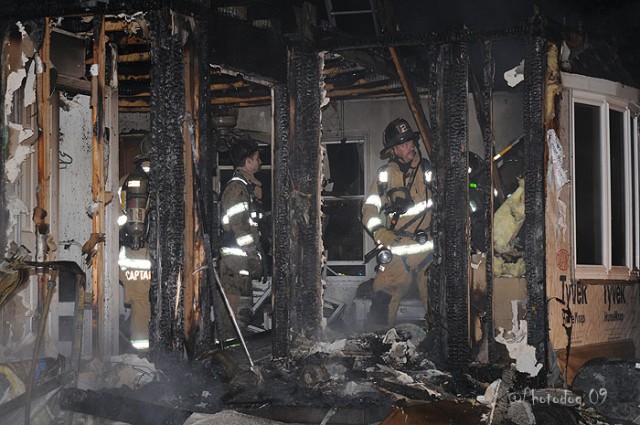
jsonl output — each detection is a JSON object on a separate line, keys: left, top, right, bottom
{"left": 182, "top": 32, "right": 197, "bottom": 359}
{"left": 287, "top": 45, "right": 323, "bottom": 341}
{"left": 272, "top": 83, "right": 291, "bottom": 358}
{"left": 90, "top": 15, "right": 107, "bottom": 356}
{"left": 35, "top": 18, "right": 52, "bottom": 331}
{"left": 148, "top": 9, "right": 186, "bottom": 361}
{"left": 427, "top": 42, "right": 446, "bottom": 362}
{"left": 523, "top": 21, "right": 548, "bottom": 383}
{"left": 442, "top": 41, "right": 471, "bottom": 368}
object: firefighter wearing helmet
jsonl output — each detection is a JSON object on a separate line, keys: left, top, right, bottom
{"left": 361, "top": 118, "right": 435, "bottom": 327}
{"left": 219, "top": 138, "right": 265, "bottom": 338}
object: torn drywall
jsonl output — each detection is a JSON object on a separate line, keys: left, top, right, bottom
{"left": 495, "top": 303, "right": 543, "bottom": 377}
{"left": 5, "top": 121, "right": 36, "bottom": 183}
{"left": 546, "top": 129, "right": 568, "bottom": 191}
{"left": 5, "top": 143, "right": 34, "bottom": 183}
{"left": 504, "top": 59, "right": 524, "bottom": 88}
{"left": 5, "top": 196, "right": 29, "bottom": 236}
{"left": 4, "top": 68, "right": 26, "bottom": 117}
{"left": 546, "top": 129, "right": 569, "bottom": 243}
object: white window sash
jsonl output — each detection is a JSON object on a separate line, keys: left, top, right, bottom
{"left": 570, "top": 84, "right": 638, "bottom": 279}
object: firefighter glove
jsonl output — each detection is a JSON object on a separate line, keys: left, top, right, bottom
{"left": 374, "top": 228, "right": 396, "bottom": 246}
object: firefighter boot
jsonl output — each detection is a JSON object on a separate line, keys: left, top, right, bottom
{"left": 368, "top": 291, "right": 392, "bottom": 327}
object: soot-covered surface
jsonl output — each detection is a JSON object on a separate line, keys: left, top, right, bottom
{"left": 57, "top": 327, "right": 627, "bottom": 425}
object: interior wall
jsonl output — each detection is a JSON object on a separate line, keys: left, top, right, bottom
{"left": 56, "top": 92, "right": 93, "bottom": 357}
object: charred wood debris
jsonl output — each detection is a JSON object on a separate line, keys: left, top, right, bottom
{"left": 52, "top": 326, "right": 619, "bottom": 425}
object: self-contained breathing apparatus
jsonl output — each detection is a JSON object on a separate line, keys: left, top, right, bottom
{"left": 377, "top": 152, "right": 434, "bottom": 240}
{"left": 120, "top": 138, "right": 151, "bottom": 251}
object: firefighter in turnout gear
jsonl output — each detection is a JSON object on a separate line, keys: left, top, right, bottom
{"left": 362, "top": 118, "right": 434, "bottom": 326}
{"left": 219, "top": 138, "right": 264, "bottom": 337}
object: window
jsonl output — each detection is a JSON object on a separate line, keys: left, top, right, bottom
{"left": 321, "top": 139, "right": 366, "bottom": 276}
{"left": 571, "top": 81, "right": 639, "bottom": 280}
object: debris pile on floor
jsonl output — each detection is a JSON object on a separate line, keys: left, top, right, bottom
{"left": 3, "top": 326, "right": 629, "bottom": 424}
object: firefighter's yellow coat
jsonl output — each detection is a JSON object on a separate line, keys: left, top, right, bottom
{"left": 219, "top": 169, "right": 263, "bottom": 336}
{"left": 361, "top": 154, "right": 433, "bottom": 325}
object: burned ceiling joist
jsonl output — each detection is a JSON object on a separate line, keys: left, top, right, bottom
{"left": 5, "top": 0, "right": 640, "bottom": 114}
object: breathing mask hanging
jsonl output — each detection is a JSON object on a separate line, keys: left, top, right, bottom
{"left": 384, "top": 187, "right": 413, "bottom": 215}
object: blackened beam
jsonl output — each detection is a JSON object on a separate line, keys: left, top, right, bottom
{"left": 317, "top": 23, "right": 528, "bottom": 51}
{"left": 272, "top": 84, "right": 291, "bottom": 358}
{"left": 288, "top": 45, "right": 323, "bottom": 341}
{"left": 427, "top": 43, "right": 446, "bottom": 361}
{"left": 523, "top": 21, "right": 547, "bottom": 384}
{"left": 443, "top": 41, "right": 470, "bottom": 368}
{"left": 148, "top": 9, "right": 186, "bottom": 360}
{"left": 59, "top": 388, "right": 194, "bottom": 425}
{"left": 209, "top": 14, "right": 287, "bottom": 84}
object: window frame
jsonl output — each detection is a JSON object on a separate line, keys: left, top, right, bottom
{"left": 567, "top": 74, "right": 639, "bottom": 280}
{"left": 320, "top": 137, "right": 368, "bottom": 277}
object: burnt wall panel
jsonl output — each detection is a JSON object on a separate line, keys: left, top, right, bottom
{"left": 523, "top": 24, "right": 547, "bottom": 381}
{"left": 427, "top": 43, "right": 446, "bottom": 362}
{"left": 288, "top": 45, "right": 323, "bottom": 341}
{"left": 148, "top": 9, "right": 185, "bottom": 361}
{"left": 443, "top": 41, "right": 470, "bottom": 368}
{"left": 272, "top": 83, "right": 291, "bottom": 358}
